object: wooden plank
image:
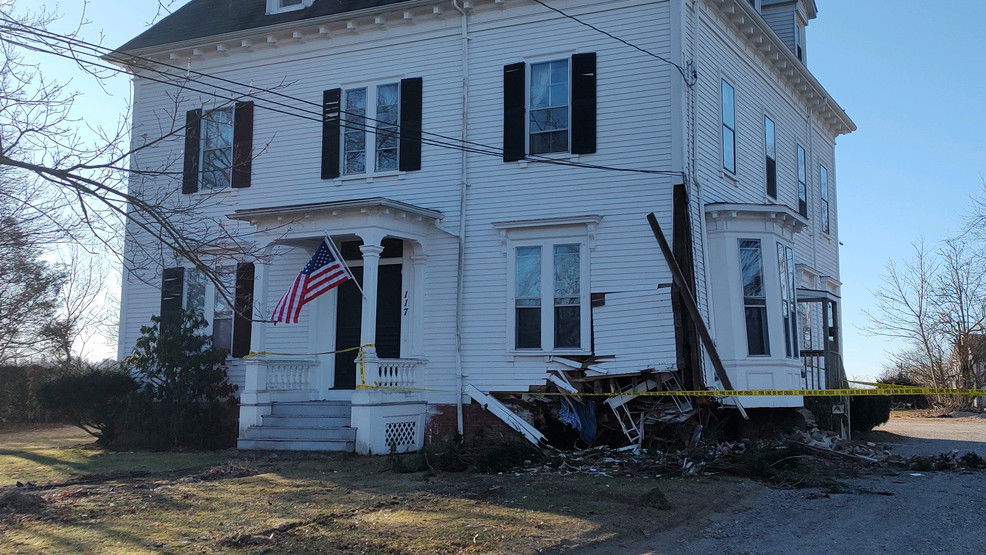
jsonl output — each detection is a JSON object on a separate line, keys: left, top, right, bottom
{"left": 646, "top": 213, "right": 749, "bottom": 418}
{"left": 466, "top": 385, "right": 547, "bottom": 446}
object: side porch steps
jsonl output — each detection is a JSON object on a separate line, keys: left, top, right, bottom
{"left": 237, "top": 401, "right": 356, "bottom": 452}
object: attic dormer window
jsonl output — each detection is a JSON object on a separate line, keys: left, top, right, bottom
{"left": 267, "top": 0, "right": 312, "bottom": 15}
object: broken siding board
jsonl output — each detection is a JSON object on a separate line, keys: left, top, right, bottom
{"left": 466, "top": 385, "right": 547, "bottom": 446}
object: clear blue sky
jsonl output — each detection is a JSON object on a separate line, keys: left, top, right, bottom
{"left": 42, "top": 1, "right": 986, "bottom": 374}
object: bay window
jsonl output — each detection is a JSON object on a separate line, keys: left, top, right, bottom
{"left": 739, "top": 240, "right": 769, "bottom": 356}
{"left": 777, "top": 243, "right": 799, "bottom": 358}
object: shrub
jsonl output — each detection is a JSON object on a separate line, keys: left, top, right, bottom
{"left": 121, "top": 311, "right": 238, "bottom": 450}
{"left": 0, "top": 365, "right": 57, "bottom": 424}
{"left": 849, "top": 396, "right": 892, "bottom": 432}
{"left": 37, "top": 368, "right": 138, "bottom": 445}
{"left": 877, "top": 371, "right": 931, "bottom": 409}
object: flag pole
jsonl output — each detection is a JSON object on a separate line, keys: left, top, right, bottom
{"left": 324, "top": 233, "right": 366, "bottom": 298}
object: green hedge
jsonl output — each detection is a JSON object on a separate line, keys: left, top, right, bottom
{"left": 0, "top": 365, "right": 65, "bottom": 424}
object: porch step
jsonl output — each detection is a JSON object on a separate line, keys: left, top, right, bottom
{"left": 239, "top": 401, "right": 357, "bottom": 453}
{"left": 237, "top": 438, "right": 355, "bottom": 452}
{"left": 262, "top": 415, "right": 351, "bottom": 427}
{"left": 243, "top": 426, "right": 357, "bottom": 441}
{"left": 269, "top": 401, "right": 351, "bottom": 418}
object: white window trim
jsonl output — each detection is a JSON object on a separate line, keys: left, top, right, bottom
{"left": 720, "top": 78, "right": 737, "bottom": 176}
{"left": 506, "top": 236, "right": 591, "bottom": 355}
{"left": 525, "top": 57, "right": 572, "bottom": 157}
{"left": 266, "top": 0, "right": 314, "bottom": 15}
{"left": 198, "top": 106, "right": 234, "bottom": 193}
{"left": 763, "top": 112, "right": 776, "bottom": 199}
{"left": 341, "top": 81, "right": 402, "bottom": 177}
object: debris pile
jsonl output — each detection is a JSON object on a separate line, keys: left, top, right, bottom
{"left": 0, "top": 489, "right": 45, "bottom": 514}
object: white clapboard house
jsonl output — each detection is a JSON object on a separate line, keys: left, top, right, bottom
{"left": 113, "top": 0, "right": 854, "bottom": 453}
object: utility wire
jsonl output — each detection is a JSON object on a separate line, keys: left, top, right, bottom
{"left": 0, "top": 18, "right": 686, "bottom": 177}
{"left": 530, "top": 0, "right": 696, "bottom": 87}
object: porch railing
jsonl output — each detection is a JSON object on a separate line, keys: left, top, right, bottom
{"left": 372, "top": 358, "right": 425, "bottom": 389}
{"left": 265, "top": 359, "right": 318, "bottom": 391}
{"left": 801, "top": 350, "right": 826, "bottom": 390}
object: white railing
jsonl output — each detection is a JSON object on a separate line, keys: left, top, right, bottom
{"left": 266, "top": 359, "right": 318, "bottom": 391}
{"left": 373, "top": 358, "right": 425, "bottom": 389}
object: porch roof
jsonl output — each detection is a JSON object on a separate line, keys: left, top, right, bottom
{"left": 228, "top": 197, "right": 443, "bottom": 223}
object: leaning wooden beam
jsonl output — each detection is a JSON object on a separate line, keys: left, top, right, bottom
{"left": 466, "top": 385, "right": 548, "bottom": 446}
{"left": 646, "top": 212, "right": 749, "bottom": 419}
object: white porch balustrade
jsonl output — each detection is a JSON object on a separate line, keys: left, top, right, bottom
{"left": 266, "top": 359, "right": 319, "bottom": 391}
{"left": 373, "top": 358, "right": 426, "bottom": 389}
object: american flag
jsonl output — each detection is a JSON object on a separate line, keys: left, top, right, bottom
{"left": 271, "top": 237, "right": 352, "bottom": 324}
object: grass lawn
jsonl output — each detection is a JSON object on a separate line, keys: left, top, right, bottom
{"left": 0, "top": 425, "right": 756, "bottom": 553}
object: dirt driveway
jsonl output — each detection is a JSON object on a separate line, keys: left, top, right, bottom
{"left": 597, "top": 414, "right": 986, "bottom": 555}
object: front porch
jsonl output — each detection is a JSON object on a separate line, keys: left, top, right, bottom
{"left": 230, "top": 198, "right": 448, "bottom": 453}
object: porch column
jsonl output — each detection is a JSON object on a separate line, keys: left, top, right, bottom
{"left": 359, "top": 239, "right": 385, "bottom": 359}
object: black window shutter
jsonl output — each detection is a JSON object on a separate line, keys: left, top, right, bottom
{"left": 231, "top": 262, "right": 255, "bottom": 358}
{"left": 399, "top": 77, "right": 423, "bottom": 172}
{"left": 160, "top": 267, "right": 185, "bottom": 331}
{"left": 571, "top": 52, "right": 597, "bottom": 155}
{"left": 503, "top": 62, "right": 526, "bottom": 162}
{"left": 321, "top": 88, "right": 342, "bottom": 180}
{"left": 232, "top": 101, "right": 254, "bottom": 188}
{"left": 182, "top": 109, "right": 202, "bottom": 194}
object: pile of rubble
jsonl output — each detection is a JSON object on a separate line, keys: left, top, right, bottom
{"left": 513, "top": 426, "right": 981, "bottom": 482}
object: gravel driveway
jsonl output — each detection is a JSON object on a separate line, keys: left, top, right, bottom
{"left": 595, "top": 415, "right": 986, "bottom": 555}
{"left": 875, "top": 414, "right": 986, "bottom": 457}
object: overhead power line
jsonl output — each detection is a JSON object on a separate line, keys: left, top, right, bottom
{"left": 530, "top": 0, "right": 696, "bottom": 87}
{"left": 0, "top": 16, "right": 686, "bottom": 177}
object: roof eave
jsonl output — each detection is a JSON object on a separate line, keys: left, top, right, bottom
{"left": 105, "top": 0, "right": 440, "bottom": 62}
{"left": 716, "top": 0, "right": 855, "bottom": 136}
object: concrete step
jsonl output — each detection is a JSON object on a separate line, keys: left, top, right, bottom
{"left": 262, "top": 415, "right": 351, "bottom": 427}
{"left": 243, "top": 426, "right": 356, "bottom": 441}
{"left": 237, "top": 438, "right": 355, "bottom": 452}
{"left": 270, "top": 402, "right": 351, "bottom": 418}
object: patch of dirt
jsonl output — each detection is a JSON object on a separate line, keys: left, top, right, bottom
{"left": 178, "top": 464, "right": 256, "bottom": 483}
{"left": 0, "top": 490, "right": 45, "bottom": 514}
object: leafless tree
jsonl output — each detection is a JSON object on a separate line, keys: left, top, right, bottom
{"left": 0, "top": 1, "right": 286, "bottom": 313}
{"left": 39, "top": 246, "right": 113, "bottom": 365}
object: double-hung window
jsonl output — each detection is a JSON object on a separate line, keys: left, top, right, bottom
{"left": 342, "top": 83, "right": 400, "bottom": 175}
{"left": 819, "top": 165, "right": 830, "bottom": 234}
{"left": 776, "top": 243, "right": 799, "bottom": 358}
{"left": 739, "top": 240, "right": 769, "bottom": 356}
{"left": 721, "top": 80, "right": 736, "bottom": 174}
{"left": 764, "top": 116, "right": 776, "bottom": 198}
{"left": 513, "top": 242, "right": 587, "bottom": 351}
{"left": 211, "top": 265, "right": 236, "bottom": 353}
{"left": 796, "top": 144, "right": 808, "bottom": 217}
{"left": 200, "top": 107, "right": 234, "bottom": 191}
{"left": 529, "top": 59, "right": 570, "bottom": 155}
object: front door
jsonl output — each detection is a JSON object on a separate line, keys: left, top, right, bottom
{"left": 333, "top": 265, "right": 403, "bottom": 389}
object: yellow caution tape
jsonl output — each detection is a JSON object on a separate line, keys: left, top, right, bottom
{"left": 243, "top": 344, "right": 374, "bottom": 360}
{"left": 355, "top": 385, "right": 986, "bottom": 397}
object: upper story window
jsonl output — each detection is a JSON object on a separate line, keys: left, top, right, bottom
{"left": 795, "top": 20, "right": 806, "bottom": 62}
{"left": 721, "top": 79, "right": 736, "bottom": 174}
{"left": 529, "top": 60, "right": 570, "bottom": 154}
{"left": 512, "top": 241, "right": 589, "bottom": 352}
{"left": 342, "top": 83, "right": 400, "bottom": 175}
{"left": 740, "top": 239, "right": 769, "bottom": 356}
{"left": 776, "top": 242, "right": 799, "bottom": 358}
{"left": 764, "top": 116, "right": 776, "bottom": 198}
{"left": 266, "top": 0, "right": 312, "bottom": 15}
{"left": 819, "top": 165, "right": 830, "bottom": 234}
{"left": 502, "top": 53, "right": 597, "bottom": 161}
{"left": 796, "top": 144, "right": 808, "bottom": 217}
{"left": 200, "top": 107, "right": 233, "bottom": 191}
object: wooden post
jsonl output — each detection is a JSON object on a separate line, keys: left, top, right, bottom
{"left": 646, "top": 213, "right": 748, "bottom": 418}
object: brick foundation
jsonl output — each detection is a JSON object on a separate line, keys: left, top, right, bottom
{"left": 425, "top": 401, "right": 523, "bottom": 444}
